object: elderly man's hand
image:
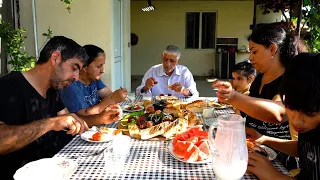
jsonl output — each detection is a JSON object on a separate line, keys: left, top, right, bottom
{"left": 170, "top": 82, "right": 183, "bottom": 93}
{"left": 143, "top": 77, "right": 158, "bottom": 92}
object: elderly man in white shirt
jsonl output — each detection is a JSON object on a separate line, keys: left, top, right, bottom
{"left": 136, "top": 45, "right": 199, "bottom": 98}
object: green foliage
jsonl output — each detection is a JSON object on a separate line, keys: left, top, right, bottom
{"left": 256, "top": 0, "right": 320, "bottom": 53}
{"left": 303, "top": 0, "right": 320, "bottom": 53}
{"left": 61, "top": 0, "right": 73, "bottom": 13}
{"left": 42, "top": 26, "right": 53, "bottom": 39}
{"left": 0, "top": 20, "right": 35, "bottom": 71}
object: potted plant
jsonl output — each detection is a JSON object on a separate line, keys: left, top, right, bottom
{"left": 0, "top": 20, "right": 36, "bottom": 72}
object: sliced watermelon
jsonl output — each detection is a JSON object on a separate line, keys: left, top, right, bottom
{"left": 185, "top": 136, "right": 199, "bottom": 144}
{"left": 197, "top": 150, "right": 209, "bottom": 161}
{"left": 173, "top": 132, "right": 191, "bottom": 145}
{"left": 197, "top": 139, "right": 211, "bottom": 157}
{"left": 183, "top": 145, "right": 199, "bottom": 162}
{"left": 173, "top": 141, "right": 193, "bottom": 159}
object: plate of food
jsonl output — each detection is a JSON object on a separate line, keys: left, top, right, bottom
{"left": 80, "top": 127, "right": 122, "bottom": 143}
{"left": 246, "top": 139, "right": 277, "bottom": 161}
{"left": 167, "top": 127, "right": 211, "bottom": 164}
{"left": 123, "top": 105, "right": 144, "bottom": 112}
{"left": 13, "top": 158, "right": 78, "bottom": 180}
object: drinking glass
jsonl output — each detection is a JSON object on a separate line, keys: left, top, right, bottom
{"left": 112, "top": 135, "right": 132, "bottom": 158}
{"left": 127, "top": 92, "right": 136, "bottom": 103}
{"left": 104, "top": 148, "right": 126, "bottom": 174}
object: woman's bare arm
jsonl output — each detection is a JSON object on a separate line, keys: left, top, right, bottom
{"left": 229, "top": 92, "right": 287, "bottom": 123}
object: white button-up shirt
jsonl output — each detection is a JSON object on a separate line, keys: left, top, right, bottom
{"left": 136, "top": 64, "right": 199, "bottom": 98}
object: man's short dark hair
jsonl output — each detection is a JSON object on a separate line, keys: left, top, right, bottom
{"left": 36, "top": 36, "right": 88, "bottom": 65}
{"left": 280, "top": 53, "right": 320, "bottom": 115}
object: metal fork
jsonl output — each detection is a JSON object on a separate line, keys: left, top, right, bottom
{"left": 68, "top": 147, "right": 108, "bottom": 159}
{"left": 120, "top": 86, "right": 134, "bottom": 106}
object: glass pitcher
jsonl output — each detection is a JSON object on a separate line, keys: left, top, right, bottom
{"left": 208, "top": 114, "right": 248, "bottom": 180}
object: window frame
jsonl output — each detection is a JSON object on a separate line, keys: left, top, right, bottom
{"left": 185, "top": 11, "right": 217, "bottom": 50}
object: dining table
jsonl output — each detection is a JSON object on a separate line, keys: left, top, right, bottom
{"left": 54, "top": 96, "right": 290, "bottom": 180}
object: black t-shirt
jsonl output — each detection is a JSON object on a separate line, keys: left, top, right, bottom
{"left": 243, "top": 73, "right": 290, "bottom": 140}
{"left": 241, "top": 74, "right": 298, "bottom": 170}
{"left": 297, "top": 126, "right": 320, "bottom": 180}
{"left": 0, "top": 71, "right": 74, "bottom": 180}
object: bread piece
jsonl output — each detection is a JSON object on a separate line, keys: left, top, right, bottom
{"left": 186, "top": 106, "right": 203, "bottom": 113}
{"left": 143, "top": 100, "right": 153, "bottom": 108}
{"left": 128, "top": 124, "right": 141, "bottom": 139}
{"left": 162, "top": 118, "right": 188, "bottom": 139}
{"left": 208, "top": 101, "right": 225, "bottom": 108}
{"left": 187, "top": 111, "right": 202, "bottom": 126}
{"left": 163, "top": 107, "right": 180, "bottom": 117}
{"left": 185, "top": 100, "right": 207, "bottom": 113}
{"left": 139, "top": 122, "right": 169, "bottom": 140}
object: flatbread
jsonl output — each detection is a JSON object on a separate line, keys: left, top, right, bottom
{"left": 128, "top": 124, "right": 141, "bottom": 139}
{"left": 162, "top": 118, "right": 188, "bottom": 139}
{"left": 140, "top": 122, "right": 170, "bottom": 140}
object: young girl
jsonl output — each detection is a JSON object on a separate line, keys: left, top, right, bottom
{"left": 231, "top": 60, "right": 256, "bottom": 95}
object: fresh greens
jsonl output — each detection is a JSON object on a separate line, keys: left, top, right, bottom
{"left": 123, "top": 111, "right": 144, "bottom": 119}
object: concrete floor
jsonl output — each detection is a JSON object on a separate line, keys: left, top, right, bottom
{"left": 131, "top": 76, "right": 219, "bottom": 97}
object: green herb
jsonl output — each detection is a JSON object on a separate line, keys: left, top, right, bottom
{"left": 128, "top": 119, "right": 137, "bottom": 125}
{"left": 123, "top": 111, "right": 144, "bottom": 119}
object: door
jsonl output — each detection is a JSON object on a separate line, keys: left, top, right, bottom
{"left": 113, "top": 0, "right": 123, "bottom": 89}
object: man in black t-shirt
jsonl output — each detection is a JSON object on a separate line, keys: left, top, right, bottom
{"left": 0, "top": 36, "right": 90, "bottom": 179}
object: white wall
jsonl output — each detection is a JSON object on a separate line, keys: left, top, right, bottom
{"left": 18, "top": 0, "right": 131, "bottom": 91}
{"left": 131, "top": 1, "right": 282, "bottom": 76}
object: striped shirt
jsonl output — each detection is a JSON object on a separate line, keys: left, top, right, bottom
{"left": 298, "top": 126, "right": 320, "bottom": 179}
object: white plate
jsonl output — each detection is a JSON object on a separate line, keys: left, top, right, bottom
{"left": 123, "top": 105, "right": 144, "bottom": 112}
{"left": 261, "top": 145, "right": 277, "bottom": 161}
{"left": 80, "top": 128, "right": 118, "bottom": 143}
{"left": 167, "top": 140, "right": 211, "bottom": 164}
{"left": 14, "top": 158, "right": 77, "bottom": 180}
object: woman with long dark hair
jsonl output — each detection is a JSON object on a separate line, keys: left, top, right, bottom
{"left": 213, "top": 25, "right": 307, "bottom": 169}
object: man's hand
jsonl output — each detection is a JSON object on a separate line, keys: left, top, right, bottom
{"left": 170, "top": 82, "right": 183, "bottom": 92}
{"left": 100, "top": 104, "right": 122, "bottom": 124}
{"left": 111, "top": 88, "right": 128, "bottom": 103}
{"left": 142, "top": 77, "right": 158, "bottom": 92}
{"left": 247, "top": 152, "right": 284, "bottom": 179}
{"left": 170, "top": 82, "right": 191, "bottom": 96}
{"left": 51, "top": 113, "right": 89, "bottom": 136}
{"left": 212, "top": 81, "right": 235, "bottom": 103}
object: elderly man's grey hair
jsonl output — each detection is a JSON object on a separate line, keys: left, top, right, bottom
{"left": 163, "top": 45, "right": 181, "bottom": 60}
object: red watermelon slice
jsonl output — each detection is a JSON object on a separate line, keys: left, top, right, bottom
{"left": 197, "top": 150, "right": 209, "bottom": 161}
{"left": 173, "top": 141, "right": 193, "bottom": 159}
{"left": 172, "top": 126, "right": 210, "bottom": 162}
{"left": 197, "top": 139, "right": 211, "bottom": 157}
{"left": 184, "top": 145, "right": 200, "bottom": 162}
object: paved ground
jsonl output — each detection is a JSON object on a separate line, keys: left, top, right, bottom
{"left": 131, "top": 76, "right": 221, "bottom": 97}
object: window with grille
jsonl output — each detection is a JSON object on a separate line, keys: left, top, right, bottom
{"left": 185, "top": 12, "right": 216, "bottom": 49}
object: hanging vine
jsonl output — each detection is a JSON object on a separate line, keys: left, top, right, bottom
{"left": 61, "top": 0, "right": 73, "bottom": 13}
